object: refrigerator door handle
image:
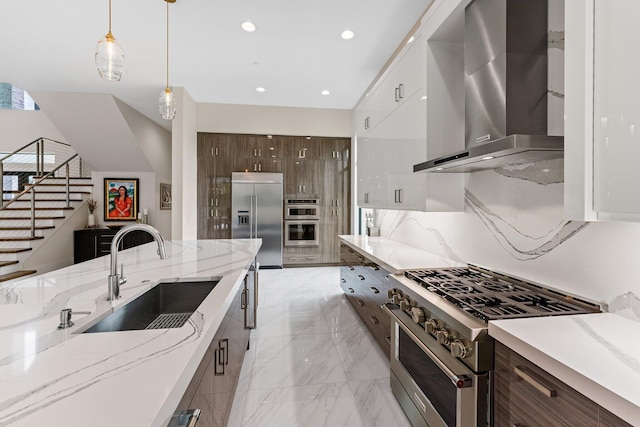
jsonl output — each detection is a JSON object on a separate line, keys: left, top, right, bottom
{"left": 253, "top": 195, "right": 258, "bottom": 239}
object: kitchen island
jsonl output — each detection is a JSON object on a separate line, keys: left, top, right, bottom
{"left": 0, "top": 239, "right": 261, "bottom": 427}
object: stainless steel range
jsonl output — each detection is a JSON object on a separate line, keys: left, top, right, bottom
{"left": 385, "top": 265, "right": 601, "bottom": 427}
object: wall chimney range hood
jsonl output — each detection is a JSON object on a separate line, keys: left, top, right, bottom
{"left": 414, "top": 0, "right": 563, "bottom": 173}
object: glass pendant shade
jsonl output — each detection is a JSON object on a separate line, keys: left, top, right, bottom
{"left": 95, "top": 32, "right": 125, "bottom": 81}
{"left": 159, "top": 87, "right": 176, "bottom": 120}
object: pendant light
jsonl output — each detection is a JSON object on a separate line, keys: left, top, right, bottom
{"left": 95, "top": 0, "right": 125, "bottom": 81}
{"left": 159, "top": 0, "right": 177, "bottom": 120}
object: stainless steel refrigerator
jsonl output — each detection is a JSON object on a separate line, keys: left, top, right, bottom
{"left": 231, "top": 172, "right": 283, "bottom": 268}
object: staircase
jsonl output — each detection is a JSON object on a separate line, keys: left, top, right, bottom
{"left": 0, "top": 138, "right": 91, "bottom": 282}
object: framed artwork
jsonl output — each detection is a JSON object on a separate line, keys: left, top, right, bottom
{"left": 104, "top": 178, "right": 139, "bottom": 221}
{"left": 160, "top": 183, "right": 172, "bottom": 210}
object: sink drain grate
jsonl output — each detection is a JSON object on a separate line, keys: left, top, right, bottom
{"left": 146, "top": 313, "right": 193, "bottom": 330}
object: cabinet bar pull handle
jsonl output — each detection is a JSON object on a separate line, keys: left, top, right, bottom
{"left": 398, "top": 188, "right": 402, "bottom": 204}
{"left": 369, "top": 316, "right": 379, "bottom": 325}
{"left": 395, "top": 87, "right": 399, "bottom": 102}
{"left": 513, "top": 366, "right": 557, "bottom": 398}
{"left": 214, "top": 348, "right": 224, "bottom": 375}
{"left": 349, "top": 266, "right": 355, "bottom": 271}
{"left": 385, "top": 336, "right": 391, "bottom": 343}
{"left": 341, "top": 278, "right": 346, "bottom": 283}
{"left": 348, "top": 287, "right": 355, "bottom": 293}
{"left": 357, "top": 299, "right": 365, "bottom": 306}
{"left": 358, "top": 274, "right": 365, "bottom": 280}
{"left": 371, "top": 287, "right": 380, "bottom": 294}
{"left": 399, "top": 83, "right": 404, "bottom": 99}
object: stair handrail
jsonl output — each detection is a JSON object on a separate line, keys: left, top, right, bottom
{"left": 1, "top": 153, "right": 80, "bottom": 238}
{"left": 0, "top": 137, "right": 71, "bottom": 163}
{"left": 0, "top": 137, "right": 74, "bottom": 198}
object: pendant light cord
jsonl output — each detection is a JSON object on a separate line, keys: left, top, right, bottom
{"left": 166, "top": 1, "right": 170, "bottom": 89}
{"left": 108, "top": 0, "right": 112, "bottom": 34}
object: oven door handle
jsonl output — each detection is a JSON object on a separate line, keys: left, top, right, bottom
{"left": 383, "top": 304, "right": 473, "bottom": 389}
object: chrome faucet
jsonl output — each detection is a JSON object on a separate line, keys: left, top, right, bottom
{"left": 107, "top": 224, "right": 168, "bottom": 301}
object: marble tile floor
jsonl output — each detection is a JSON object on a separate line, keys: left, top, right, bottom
{"left": 227, "top": 267, "right": 412, "bottom": 427}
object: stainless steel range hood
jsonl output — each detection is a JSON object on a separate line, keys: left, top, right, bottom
{"left": 415, "top": 0, "right": 563, "bottom": 173}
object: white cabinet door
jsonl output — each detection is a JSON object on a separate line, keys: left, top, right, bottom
{"left": 399, "top": 35, "right": 426, "bottom": 104}
{"left": 593, "top": 0, "right": 640, "bottom": 218}
{"left": 381, "top": 63, "right": 401, "bottom": 120}
{"left": 355, "top": 85, "right": 383, "bottom": 137}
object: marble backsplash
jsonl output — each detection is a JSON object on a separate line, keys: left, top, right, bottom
{"left": 373, "top": 163, "right": 640, "bottom": 321}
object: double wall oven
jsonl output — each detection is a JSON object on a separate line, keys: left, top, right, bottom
{"left": 284, "top": 197, "right": 319, "bottom": 247}
{"left": 385, "top": 265, "right": 601, "bottom": 427}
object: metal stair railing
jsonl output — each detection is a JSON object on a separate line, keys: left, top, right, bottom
{"left": 0, "top": 137, "right": 89, "bottom": 238}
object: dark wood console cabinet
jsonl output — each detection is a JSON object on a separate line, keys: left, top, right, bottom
{"left": 73, "top": 228, "right": 155, "bottom": 264}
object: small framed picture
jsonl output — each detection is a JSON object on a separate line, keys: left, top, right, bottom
{"left": 160, "top": 183, "right": 172, "bottom": 210}
{"left": 104, "top": 178, "right": 139, "bottom": 221}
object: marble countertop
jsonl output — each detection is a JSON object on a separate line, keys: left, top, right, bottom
{"left": 0, "top": 239, "right": 261, "bottom": 427}
{"left": 338, "top": 235, "right": 464, "bottom": 274}
{"left": 490, "top": 313, "right": 640, "bottom": 425}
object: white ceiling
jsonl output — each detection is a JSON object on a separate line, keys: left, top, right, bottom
{"left": 1, "top": 0, "right": 431, "bottom": 129}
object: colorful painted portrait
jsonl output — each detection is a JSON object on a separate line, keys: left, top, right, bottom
{"left": 104, "top": 178, "right": 139, "bottom": 221}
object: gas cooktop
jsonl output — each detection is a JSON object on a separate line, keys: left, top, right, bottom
{"left": 404, "top": 266, "right": 600, "bottom": 322}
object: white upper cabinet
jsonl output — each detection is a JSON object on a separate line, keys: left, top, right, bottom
{"left": 354, "top": 0, "right": 465, "bottom": 212}
{"left": 355, "top": 85, "right": 383, "bottom": 137}
{"left": 565, "top": 0, "right": 640, "bottom": 222}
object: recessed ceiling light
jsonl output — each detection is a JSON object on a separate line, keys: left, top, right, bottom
{"left": 241, "top": 21, "right": 256, "bottom": 32}
{"left": 321, "top": 90, "right": 330, "bottom": 96}
{"left": 341, "top": 30, "right": 355, "bottom": 40}
{"left": 256, "top": 87, "right": 266, "bottom": 93}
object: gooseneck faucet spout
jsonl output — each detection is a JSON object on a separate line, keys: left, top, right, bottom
{"left": 107, "top": 224, "right": 168, "bottom": 301}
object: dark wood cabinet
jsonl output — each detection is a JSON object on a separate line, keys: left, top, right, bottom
{"left": 73, "top": 228, "right": 154, "bottom": 263}
{"left": 495, "top": 342, "right": 632, "bottom": 427}
{"left": 173, "top": 259, "right": 257, "bottom": 426}
{"left": 197, "top": 132, "right": 351, "bottom": 264}
{"left": 339, "top": 244, "right": 393, "bottom": 357}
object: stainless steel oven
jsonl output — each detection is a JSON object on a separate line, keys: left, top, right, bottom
{"left": 383, "top": 303, "right": 489, "bottom": 427}
{"left": 284, "top": 198, "right": 320, "bottom": 220}
{"left": 284, "top": 220, "right": 319, "bottom": 247}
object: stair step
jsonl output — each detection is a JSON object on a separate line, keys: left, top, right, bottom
{"left": 0, "top": 270, "right": 37, "bottom": 282}
{"left": 28, "top": 183, "right": 93, "bottom": 187}
{"left": 0, "top": 226, "right": 55, "bottom": 231}
{"left": 0, "top": 216, "right": 65, "bottom": 220}
{"left": 0, "top": 260, "right": 19, "bottom": 268}
{"left": 0, "top": 248, "right": 32, "bottom": 254}
{"left": 0, "top": 236, "right": 44, "bottom": 242}
{"left": 0, "top": 207, "right": 74, "bottom": 211}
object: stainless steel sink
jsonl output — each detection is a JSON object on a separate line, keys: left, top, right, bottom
{"left": 80, "top": 277, "right": 221, "bottom": 333}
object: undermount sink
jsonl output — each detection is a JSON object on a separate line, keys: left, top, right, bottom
{"left": 79, "top": 277, "right": 221, "bottom": 333}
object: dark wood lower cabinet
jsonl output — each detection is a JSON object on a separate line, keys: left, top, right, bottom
{"left": 495, "top": 342, "right": 632, "bottom": 427}
{"left": 172, "top": 261, "right": 257, "bottom": 426}
{"left": 339, "top": 244, "right": 392, "bottom": 357}
{"left": 73, "top": 228, "right": 154, "bottom": 263}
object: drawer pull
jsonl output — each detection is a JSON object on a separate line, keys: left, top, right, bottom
{"left": 348, "top": 287, "right": 355, "bottom": 293}
{"left": 385, "top": 336, "right": 391, "bottom": 343}
{"left": 341, "top": 278, "right": 346, "bottom": 283}
{"left": 357, "top": 299, "right": 365, "bottom": 306}
{"left": 358, "top": 275, "right": 365, "bottom": 281}
{"left": 370, "top": 286, "right": 380, "bottom": 294}
{"left": 369, "top": 316, "right": 379, "bottom": 325}
{"left": 513, "top": 366, "right": 557, "bottom": 398}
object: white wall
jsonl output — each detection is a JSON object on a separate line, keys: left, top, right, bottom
{"left": 172, "top": 88, "right": 198, "bottom": 240}
{"left": 196, "top": 103, "right": 352, "bottom": 137}
{"left": 0, "top": 110, "right": 67, "bottom": 150}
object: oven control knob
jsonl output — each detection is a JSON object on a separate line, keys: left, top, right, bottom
{"left": 387, "top": 289, "right": 396, "bottom": 299}
{"left": 400, "top": 299, "right": 412, "bottom": 311}
{"left": 392, "top": 294, "right": 402, "bottom": 305}
{"left": 450, "top": 340, "right": 470, "bottom": 359}
{"left": 411, "top": 307, "right": 425, "bottom": 324}
{"left": 436, "top": 329, "right": 451, "bottom": 345}
{"left": 425, "top": 318, "right": 438, "bottom": 334}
